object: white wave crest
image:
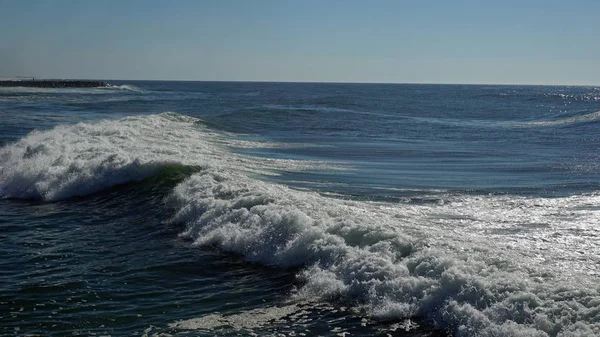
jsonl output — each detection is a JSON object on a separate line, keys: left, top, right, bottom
{"left": 167, "top": 169, "right": 600, "bottom": 336}
{"left": 0, "top": 113, "right": 337, "bottom": 201}
{"left": 0, "top": 113, "right": 215, "bottom": 200}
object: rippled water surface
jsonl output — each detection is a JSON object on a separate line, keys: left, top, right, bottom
{"left": 1, "top": 82, "right": 599, "bottom": 336}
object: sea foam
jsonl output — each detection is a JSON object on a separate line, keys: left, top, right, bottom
{"left": 167, "top": 169, "right": 600, "bottom": 336}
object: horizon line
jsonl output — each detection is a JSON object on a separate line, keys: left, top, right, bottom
{"left": 2, "top": 76, "right": 598, "bottom": 87}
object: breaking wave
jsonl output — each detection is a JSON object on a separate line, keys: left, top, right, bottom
{"left": 0, "top": 113, "right": 216, "bottom": 200}
{"left": 1, "top": 113, "right": 598, "bottom": 336}
{"left": 0, "top": 112, "right": 335, "bottom": 201}
{"left": 167, "top": 169, "right": 600, "bottom": 336}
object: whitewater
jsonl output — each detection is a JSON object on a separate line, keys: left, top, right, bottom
{"left": 1, "top": 82, "right": 599, "bottom": 336}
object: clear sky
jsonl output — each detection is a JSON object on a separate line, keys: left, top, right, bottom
{"left": 1, "top": 0, "right": 598, "bottom": 85}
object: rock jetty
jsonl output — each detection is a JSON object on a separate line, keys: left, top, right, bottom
{"left": 0, "top": 80, "right": 111, "bottom": 88}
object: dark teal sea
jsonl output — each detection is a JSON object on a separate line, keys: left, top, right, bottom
{"left": 1, "top": 82, "right": 599, "bottom": 336}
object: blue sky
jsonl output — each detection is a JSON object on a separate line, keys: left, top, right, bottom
{"left": 1, "top": 0, "right": 598, "bottom": 84}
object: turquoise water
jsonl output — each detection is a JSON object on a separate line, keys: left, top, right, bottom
{"left": 1, "top": 82, "right": 599, "bottom": 336}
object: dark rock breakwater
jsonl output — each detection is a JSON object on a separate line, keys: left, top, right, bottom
{"left": 0, "top": 80, "right": 111, "bottom": 88}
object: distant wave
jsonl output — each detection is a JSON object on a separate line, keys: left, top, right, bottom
{"left": 521, "top": 110, "right": 600, "bottom": 127}
{"left": 106, "top": 84, "right": 144, "bottom": 92}
{"left": 411, "top": 110, "right": 600, "bottom": 130}
{"left": 258, "top": 104, "right": 401, "bottom": 119}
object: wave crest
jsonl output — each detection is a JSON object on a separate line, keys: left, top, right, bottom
{"left": 0, "top": 113, "right": 219, "bottom": 200}
{"left": 0, "top": 113, "right": 338, "bottom": 201}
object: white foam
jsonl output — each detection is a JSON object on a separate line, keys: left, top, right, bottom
{"left": 167, "top": 169, "right": 600, "bottom": 336}
{"left": 170, "top": 303, "right": 302, "bottom": 331}
{"left": 106, "top": 84, "right": 144, "bottom": 92}
{"left": 0, "top": 113, "right": 211, "bottom": 200}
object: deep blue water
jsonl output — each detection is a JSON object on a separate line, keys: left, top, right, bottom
{"left": 1, "top": 82, "right": 599, "bottom": 336}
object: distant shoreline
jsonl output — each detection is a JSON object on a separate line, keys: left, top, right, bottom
{"left": 0, "top": 80, "right": 110, "bottom": 88}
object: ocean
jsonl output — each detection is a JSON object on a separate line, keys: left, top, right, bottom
{"left": 0, "top": 81, "right": 599, "bottom": 336}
